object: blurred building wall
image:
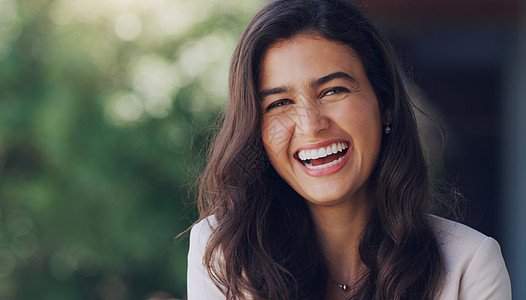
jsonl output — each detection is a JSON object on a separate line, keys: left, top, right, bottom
{"left": 502, "top": 1, "right": 526, "bottom": 298}
{"left": 364, "top": 0, "right": 525, "bottom": 298}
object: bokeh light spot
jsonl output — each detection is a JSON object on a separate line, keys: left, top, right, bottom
{"left": 131, "top": 54, "right": 177, "bottom": 99}
{"left": 105, "top": 93, "right": 145, "bottom": 126}
{"left": 0, "top": 0, "right": 22, "bottom": 59}
{"left": 50, "top": 248, "right": 78, "bottom": 281}
{"left": 11, "top": 233, "right": 38, "bottom": 259}
{"left": 0, "top": 250, "right": 16, "bottom": 278}
{"left": 114, "top": 13, "right": 142, "bottom": 41}
{"left": 6, "top": 209, "right": 33, "bottom": 236}
{"left": 73, "top": 0, "right": 99, "bottom": 23}
{"left": 49, "top": 1, "right": 75, "bottom": 25}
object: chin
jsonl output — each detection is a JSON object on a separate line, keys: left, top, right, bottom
{"left": 301, "top": 190, "right": 350, "bottom": 206}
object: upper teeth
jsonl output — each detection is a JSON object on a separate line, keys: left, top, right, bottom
{"left": 297, "top": 142, "right": 348, "bottom": 161}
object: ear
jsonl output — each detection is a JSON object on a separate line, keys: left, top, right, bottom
{"left": 382, "top": 108, "right": 392, "bottom": 125}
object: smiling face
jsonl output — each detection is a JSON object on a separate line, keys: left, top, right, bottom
{"left": 259, "top": 33, "right": 384, "bottom": 207}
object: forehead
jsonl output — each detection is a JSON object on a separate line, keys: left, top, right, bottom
{"left": 259, "top": 34, "right": 364, "bottom": 89}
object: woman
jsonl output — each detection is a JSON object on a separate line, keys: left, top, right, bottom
{"left": 187, "top": 0, "right": 511, "bottom": 299}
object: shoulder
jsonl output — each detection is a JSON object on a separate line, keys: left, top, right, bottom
{"left": 189, "top": 215, "right": 217, "bottom": 246}
{"left": 427, "top": 215, "right": 512, "bottom": 299}
{"left": 428, "top": 214, "right": 490, "bottom": 253}
{"left": 188, "top": 215, "right": 218, "bottom": 262}
{"left": 187, "top": 215, "right": 225, "bottom": 300}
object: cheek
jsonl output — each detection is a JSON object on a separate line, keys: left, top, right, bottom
{"left": 333, "top": 100, "right": 381, "bottom": 125}
{"left": 261, "top": 113, "right": 295, "bottom": 159}
{"left": 331, "top": 100, "right": 383, "bottom": 145}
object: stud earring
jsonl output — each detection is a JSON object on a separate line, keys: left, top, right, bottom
{"left": 384, "top": 124, "right": 391, "bottom": 134}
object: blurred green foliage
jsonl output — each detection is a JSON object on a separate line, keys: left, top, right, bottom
{"left": 0, "top": 0, "right": 261, "bottom": 299}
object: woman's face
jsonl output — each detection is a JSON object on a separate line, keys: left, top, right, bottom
{"left": 259, "top": 34, "right": 384, "bottom": 207}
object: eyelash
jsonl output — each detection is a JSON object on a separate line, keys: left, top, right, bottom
{"left": 265, "top": 99, "right": 294, "bottom": 112}
{"left": 321, "top": 86, "right": 350, "bottom": 97}
{"left": 264, "top": 86, "right": 351, "bottom": 112}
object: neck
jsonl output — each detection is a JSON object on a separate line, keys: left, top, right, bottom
{"left": 308, "top": 195, "right": 371, "bottom": 284}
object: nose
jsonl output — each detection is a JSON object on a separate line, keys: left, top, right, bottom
{"left": 293, "top": 98, "right": 329, "bottom": 136}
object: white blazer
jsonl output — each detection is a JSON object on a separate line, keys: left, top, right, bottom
{"left": 187, "top": 215, "right": 511, "bottom": 299}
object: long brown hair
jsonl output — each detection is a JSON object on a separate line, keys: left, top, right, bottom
{"left": 196, "top": 0, "right": 443, "bottom": 299}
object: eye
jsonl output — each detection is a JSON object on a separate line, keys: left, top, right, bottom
{"left": 321, "top": 86, "right": 350, "bottom": 97}
{"left": 265, "top": 99, "right": 294, "bottom": 112}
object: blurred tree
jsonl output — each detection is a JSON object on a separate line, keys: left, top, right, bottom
{"left": 0, "top": 0, "right": 261, "bottom": 299}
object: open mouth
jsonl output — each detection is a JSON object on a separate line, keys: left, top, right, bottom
{"left": 295, "top": 142, "right": 349, "bottom": 170}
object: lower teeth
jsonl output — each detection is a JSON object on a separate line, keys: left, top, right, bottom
{"left": 305, "top": 156, "right": 343, "bottom": 169}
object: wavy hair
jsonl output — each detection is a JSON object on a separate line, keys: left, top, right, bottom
{"left": 196, "top": 0, "right": 444, "bottom": 298}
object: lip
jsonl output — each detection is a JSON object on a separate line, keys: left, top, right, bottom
{"left": 294, "top": 139, "right": 351, "bottom": 177}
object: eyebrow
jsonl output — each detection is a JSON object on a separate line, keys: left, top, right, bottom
{"left": 258, "top": 86, "right": 291, "bottom": 99}
{"left": 310, "top": 72, "right": 356, "bottom": 88}
{"left": 258, "top": 72, "right": 357, "bottom": 100}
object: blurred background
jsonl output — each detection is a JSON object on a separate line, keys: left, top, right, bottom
{"left": 0, "top": 0, "right": 524, "bottom": 299}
